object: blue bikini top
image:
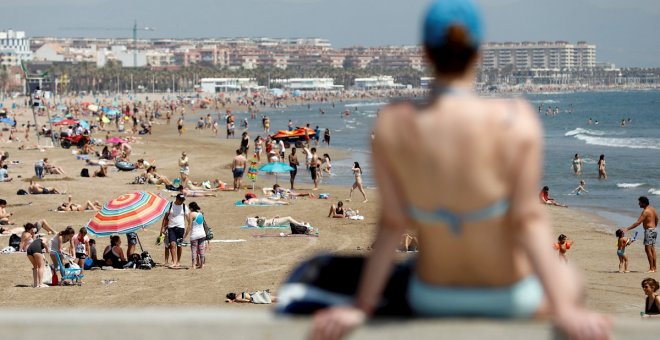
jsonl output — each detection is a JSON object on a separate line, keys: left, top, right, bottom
{"left": 407, "top": 199, "right": 510, "bottom": 235}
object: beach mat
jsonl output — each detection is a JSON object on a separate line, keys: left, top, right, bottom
{"left": 209, "top": 239, "right": 246, "bottom": 243}
{"left": 235, "top": 200, "right": 276, "bottom": 206}
{"left": 253, "top": 233, "right": 319, "bottom": 238}
{"left": 240, "top": 225, "right": 289, "bottom": 229}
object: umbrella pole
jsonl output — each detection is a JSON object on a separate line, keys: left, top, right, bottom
{"left": 136, "top": 234, "right": 144, "bottom": 253}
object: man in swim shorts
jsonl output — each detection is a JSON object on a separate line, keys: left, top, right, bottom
{"left": 231, "top": 149, "right": 247, "bottom": 190}
{"left": 622, "top": 196, "right": 659, "bottom": 272}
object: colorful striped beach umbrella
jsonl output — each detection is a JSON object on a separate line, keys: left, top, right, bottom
{"left": 247, "top": 159, "right": 258, "bottom": 190}
{"left": 86, "top": 192, "right": 169, "bottom": 236}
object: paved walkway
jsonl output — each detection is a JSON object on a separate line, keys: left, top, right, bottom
{"left": 0, "top": 309, "right": 653, "bottom": 339}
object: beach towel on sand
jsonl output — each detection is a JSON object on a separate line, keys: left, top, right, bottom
{"left": 235, "top": 201, "right": 273, "bottom": 207}
{"left": 253, "top": 233, "right": 319, "bottom": 238}
{"left": 240, "top": 224, "right": 289, "bottom": 229}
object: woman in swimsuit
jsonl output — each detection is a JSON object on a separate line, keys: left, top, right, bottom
{"left": 598, "top": 154, "right": 607, "bottom": 180}
{"left": 347, "top": 162, "right": 367, "bottom": 203}
{"left": 26, "top": 230, "right": 50, "bottom": 288}
{"left": 103, "top": 235, "right": 128, "bottom": 268}
{"left": 328, "top": 201, "right": 346, "bottom": 218}
{"left": 642, "top": 278, "right": 660, "bottom": 317}
{"left": 311, "top": 1, "right": 610, "bottom": 339}
{"left": 571, "top": 153, "right": 582, "bottom": 175}
{"left": 255, "top": 136, "right": 263, "bottom": 162}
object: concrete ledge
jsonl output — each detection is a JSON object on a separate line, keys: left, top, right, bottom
{"left": 0, "top": 309, "right": 653, "bottom": 339}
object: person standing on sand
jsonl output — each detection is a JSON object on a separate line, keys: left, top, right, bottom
{"left": 231, "top": 149, "right": 247, "bottom": 190}
{"left": 309, "top": 148, "right": 320, "bottom": 190}
{"left": 159, "top": 194, "right": 188, "bottom": 268}
{"left": 598, "top": 154, "right": 607, "bottom": 180}
{"left": 289, "top": 147, "right": 299, "bottom": 190}
{"left": 621, "top": 196, "right": 658, "bottom": 273}
{"left": 177, "top": 116, "right": 184, "bottom": 136}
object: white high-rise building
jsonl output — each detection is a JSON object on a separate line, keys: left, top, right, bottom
{"left": 0, "top": 30, "right": 32, "bottom": 67}
{"left": 481, "top": 41, "right": 596, "bottom": 70}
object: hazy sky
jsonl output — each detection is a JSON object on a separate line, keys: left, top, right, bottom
{"left": 1, "top": 0, "right": 658, "bottom": 66}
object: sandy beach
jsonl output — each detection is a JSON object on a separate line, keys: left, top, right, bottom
{"left": 0, "top": 95, "right": 654, "bottom": 319}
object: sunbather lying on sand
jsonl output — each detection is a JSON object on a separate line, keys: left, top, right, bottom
{"left": 173, "top": 185, "right": 216, "bottom": 198}
{"left": 57, "top": 195, "right": 102, "bottom": 212}
{"left": 263, "top": 184, "right": 315, "bottom": 199}
{"left": 249, "top": 216, "right": 310, "bottom": 228}
{"left": 226, "top": 290, "right": 277, "bottom": 304}
{"left": 241, "top": 197, "right": 290, "bottom": 206}
{"left": 28, "top": 180, "right": 61, "bottom": 194}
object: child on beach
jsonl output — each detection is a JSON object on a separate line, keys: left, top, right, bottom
{"left": 616, "top": 229, "right": 635, "bottom": 273}
{"left": 554, "top": 234, "right": 573, "bottom": 263}
{"left": 571, "top": 180, "right": 588, "bottom": 195}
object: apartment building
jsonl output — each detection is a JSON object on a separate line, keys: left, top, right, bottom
{"left": 0, "top": 30, "right": 32, "bottom": 66}
{"left": 481, "top": 41, "right": 596, "bottom": 70}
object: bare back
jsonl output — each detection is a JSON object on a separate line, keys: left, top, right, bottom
{"left": 374, "top": 94, "right": 543, "bottom": 286}
{"left": 642, "top": 206, "right": 658, "bottom": 229}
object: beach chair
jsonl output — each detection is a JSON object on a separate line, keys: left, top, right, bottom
{"left": 53, "top": 252, "right": 84, "bottom": 286}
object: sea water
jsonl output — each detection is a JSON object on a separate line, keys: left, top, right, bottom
{"left": 238, "top": 90, "right": 660, "bottom": 228}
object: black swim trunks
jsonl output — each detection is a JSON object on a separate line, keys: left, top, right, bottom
{"left": 310, "top": 166, "right": 318, "bottom": 181}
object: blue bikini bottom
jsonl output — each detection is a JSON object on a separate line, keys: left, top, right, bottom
{"left": 407, "top": 273, "right": 544, "bottom": 318}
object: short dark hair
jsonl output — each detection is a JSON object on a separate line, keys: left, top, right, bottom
{"left": 236, "top": 149, "right": 242, "bottom": 155}
{"left": 542, "top": 186, "right": 549, "bottom": 191}
{"left": 226, "top": 292, "right": 237, "bottom": 300}
{"left": 642, "top": 278, "right": 659, "bottom": 292}
{"left": 0, "top": 199, "right": 6, "bottom": 205}
{"left": 616, "top": 229, "right": 624, "bottom": 238}
{"left": 558, "top": 234, "right": 567, "bottom": 242}
{"left": 424, "top": 25, "right": 478, "bottom": 77}
{"left": 639, "top": 196, "right": 650, "bottom": 206}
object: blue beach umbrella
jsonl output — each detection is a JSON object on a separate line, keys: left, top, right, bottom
{"left": 258, "top": 162, "right": 294, "bottom": 185}
{"left": 0, "top": 117, "right": 15, "bottom": 125}
{"left": 258, "top": 162, "right": 294, "bottom": 173}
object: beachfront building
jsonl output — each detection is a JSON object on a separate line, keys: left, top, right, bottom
{"left": 354, "top": 76, "right": 404, "bottom": 89}
{"left": 0, "top": 30, "right": 32, "bottom": 66}
{"left": 481, "top": 41, "right": 596, "bottom": 70}
{"left": 199, "top": 78, "right": 258, "bottom": 93}
{"left": 271, "top": 78, "right": 340, "bottom": 90}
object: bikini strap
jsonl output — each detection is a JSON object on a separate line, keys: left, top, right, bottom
{"left": 407, "top": 199, "right": 510, "bottom": 236}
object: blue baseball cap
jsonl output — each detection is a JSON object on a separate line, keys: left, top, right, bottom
{"left": 423, "top": 0, "right": 484, "bottom": 48}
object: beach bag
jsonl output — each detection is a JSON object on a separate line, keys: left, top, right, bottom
{"left": 290, "top": 223, "right": 310, "bottom": 235}
{"left": 203, "top": 220, "right": 214, "bottom": 240}
{"left": 9, "top": 234, "right": 21, "bottom": 251}
{"left": 139, "top": 251, "right": 155, "bottom": 269}
{"left": 42, "top": 263, "right": 52, "bottom": 285}
{"left": 250, "top": 290, "right": 272, "bottom": 304}
{"left": 16, "top": 189, "right": 28, "bottom": 195}
{"left": 245, "top": 192, "right": 257, "bottom": 200}
{"left": 80, "top": 168, "right": 90, "bottom": 177}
